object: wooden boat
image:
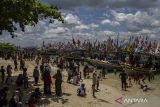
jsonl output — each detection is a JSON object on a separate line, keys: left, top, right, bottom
{"left": 86, "top": 59, "right": 122, "bottom": 71}
{"left": 86, "top": 59, "right": 152, "bottom": 74}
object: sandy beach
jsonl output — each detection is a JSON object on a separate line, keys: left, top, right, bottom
{"left": 1, "top": 59, "right": 160, "bottom": 107}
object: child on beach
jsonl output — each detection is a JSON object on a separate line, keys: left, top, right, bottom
{"left": 139, "top": 83, "right": 151, "bottom": 92}
{"left": 77, "top": 83, "right": 86, "bottom": 97}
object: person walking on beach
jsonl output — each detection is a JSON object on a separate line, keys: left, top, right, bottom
{"left": 119, "top": 70, "right": 127, "bottom": 91}
{"left": 53, "top": 70, "right": 62, "bottom": 97}
{"left": 33, "top": 66, "right": 40, "bottom": 85}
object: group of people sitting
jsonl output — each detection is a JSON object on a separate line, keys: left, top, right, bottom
{"left": 67, "top": 61, "right": 82, "bottom": 85}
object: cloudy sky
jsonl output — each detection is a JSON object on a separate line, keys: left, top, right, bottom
{"left": 1, "top": 0, "right": 160, "bottom": 47}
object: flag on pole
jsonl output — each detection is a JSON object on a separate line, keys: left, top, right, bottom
{"left": 155, "top": 42, "right": 160, "bottom": 54}
{"left": 77, "top": 39, "right": 80, "bottom": 48}
{"left": 116, "top": 32, "right": 119, "bottom": 48}
{"left": 43, "top": 41, "right": 45, "bottom": 47}
{"left": 72, "top": 36, "right": 76, "bottom": 46}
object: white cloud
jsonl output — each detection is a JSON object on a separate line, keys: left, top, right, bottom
{"left": 111, "top": 10, "right": 131, "bottom": 22}
{"left": 45, "top": 27, "right": 69, "bottom": 34}
{"left": 103, "top": 30, "right": 116, "bottom": 35}
{"left": 111, "top": 10, "right": 160, "bottom": 32}
{"left": 75, "top": 24, "right": 89, "bottom": 30}
{"left": 138, "top": 29, "right": 152, "bottom": 34}
{"left": 64, "top": 13, "right": 81, "bottom": 25}
{"left": 151, "top": 20, "right": 160, "bottom": 27}
{"left": 101, "top": 19, "right": 111, "bottom": 24}
{"left": 43, "top": 0, "right": 160, "bottom": 10}
{"left": 101, "top": 19, "right": 120, "bottom": 26}
{"left": 98, "top": 30, "right": 116, "bottom": 36}
{"left": 1, "top": 7, "right": 160, "bottom": 47}
{"left": 88, "top": 23, "right": 99, "bottom": 28}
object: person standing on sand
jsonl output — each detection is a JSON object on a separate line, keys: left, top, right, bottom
{"left": 0, "top": 87, "right": 9, "bottom": 107}
{"left": 33, "top": 66, "right": 40, "bottom": 85}
{"left": 23, "top": 68, "right": 29, "bottom": 89}
{"left": 14, "top": 56, "right": 18, "bottom": 71}
{"left": 67, "top": 68, "right": 72, "bottom": 83}
{"left": 6, "top": 65, "right": 12, "bottom": 84}
{"left": 83, "top": 65, "right": 88, "bottom": 79}
{"left": 96, "top": 76, "right": 100, "bottom": 90}
{"left": 53, "top": 70, "right": 62, "bottom": 97}
{"left": 119, "top": 70, "right": 127, "bottom": 91}
{"left": 102, "top": 68, "right": 106, "bottom": 79}
{"left": 92, "top": 73, "right": 97, "bottom": 97}
{"left": 0, "top": 66, "right": 6, "bottom": 83}
{"left": 9, "top": 90, "right": 22, "bottom": 107}
{"left": 40, "top": 63, "right": 44, "bottom": 77}
{"left": 128, "top": 75, "right": 132, "bottom": 87}
{"left": 20, "top": 58, "right": 25, "bottom": 70}
{"left": 43, "top": 71, "right": 52, "bottom": 95}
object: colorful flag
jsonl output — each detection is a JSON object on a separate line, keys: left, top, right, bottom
{"left": 72, "top": 36, "right": 76, "bottom": 46}
{"left": 155, "top": 42, "right": 159, "bottom": 54}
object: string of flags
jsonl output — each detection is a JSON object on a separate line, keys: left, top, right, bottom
{"left": 42, "top": 35, "right": 160, "bottom": 54}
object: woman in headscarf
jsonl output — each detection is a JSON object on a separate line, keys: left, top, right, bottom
{"left": 53, "top": 70, "right": 62, "bottom": 96}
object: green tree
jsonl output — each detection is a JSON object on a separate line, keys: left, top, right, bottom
{"left": 0, "top": 0, "right": 64, "bottom": 37}
{"left": 0, "top": 42, "right": 16, "bottom": 51}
